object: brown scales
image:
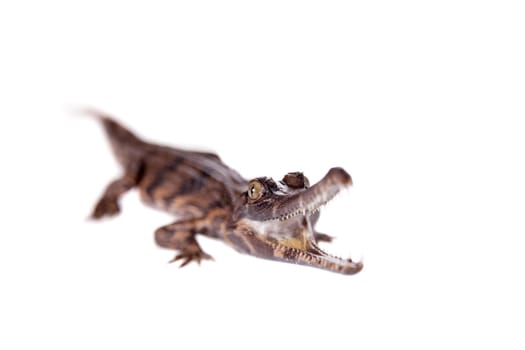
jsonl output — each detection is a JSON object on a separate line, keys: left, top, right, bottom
{"left": 89, "top": 111, "right": 363, "bottom": 275}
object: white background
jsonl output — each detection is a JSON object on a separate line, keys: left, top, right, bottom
{"left": 1, "top": 1, "right": 524, "bottom": 349}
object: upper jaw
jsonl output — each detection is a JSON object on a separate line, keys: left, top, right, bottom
{"left": 267, "top": 167, "right": 352, "bottom": 222}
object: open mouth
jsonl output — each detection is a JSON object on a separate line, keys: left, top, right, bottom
{"left": 271, "top": 214, "right": 362, "bottom": 275}
{"left": 266, "top": 168, "right": 362, "bottom": 275}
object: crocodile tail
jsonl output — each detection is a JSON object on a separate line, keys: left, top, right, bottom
{"left": 82, "top": 108, "right": 147, "bottom": 167}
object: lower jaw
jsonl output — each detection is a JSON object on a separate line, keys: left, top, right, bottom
{"left": 298, "top": 216, "right": 363, "bottom": 274}
{"left": 273, "top": 241, "right": 363, "bottom": 275}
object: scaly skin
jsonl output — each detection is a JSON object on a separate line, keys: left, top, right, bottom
{"left": 89, "top": 111, "right": 362, "bottom": 275}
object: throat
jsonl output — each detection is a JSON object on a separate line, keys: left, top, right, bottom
{"left": 240, "top": 216, "right": 315, "bottom": 250}
{"left": 275, "top": 231, "right": 309, "bottom": 250}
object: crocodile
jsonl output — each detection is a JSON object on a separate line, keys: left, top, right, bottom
{"left": 88, "top": 111, "right": 362, "bottom": 275}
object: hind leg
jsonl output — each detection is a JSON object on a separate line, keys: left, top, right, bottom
{"left": 154, "top": 218, "right": 214, "bottom": 267}
{"left": 91, "top": 173, "right": 138, "bottom": 219}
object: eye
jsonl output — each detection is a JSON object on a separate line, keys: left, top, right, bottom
{"left": 282, "top": 172, "right": 310, "bottom": 188}
{"left": 248, "top": 180, "right": 264, "bottom": 200}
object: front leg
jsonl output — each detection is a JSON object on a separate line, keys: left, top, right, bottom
{"left": 154, "top": 219, "right": 213, "bottom": 267}
{"left": 314, "top": 232, "right": 335, "bottom": 243}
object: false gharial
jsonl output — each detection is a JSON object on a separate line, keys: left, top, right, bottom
{"left": 88, "top": 111, "right": 363, "bottom": 275}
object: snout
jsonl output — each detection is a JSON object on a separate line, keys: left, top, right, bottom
{"left": 327, "top": 167, "right": 353, "bottom": 186}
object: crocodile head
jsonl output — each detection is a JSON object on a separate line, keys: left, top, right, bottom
{"left": 231, "top": 167, "right": 362, "bottom": 275}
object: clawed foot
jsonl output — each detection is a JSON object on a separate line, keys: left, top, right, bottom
{"left": 91, "top": 197, "right": 120, "bottom": 219}
{"left": 169, "top": 249, "right": 214, "bottom": 268}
